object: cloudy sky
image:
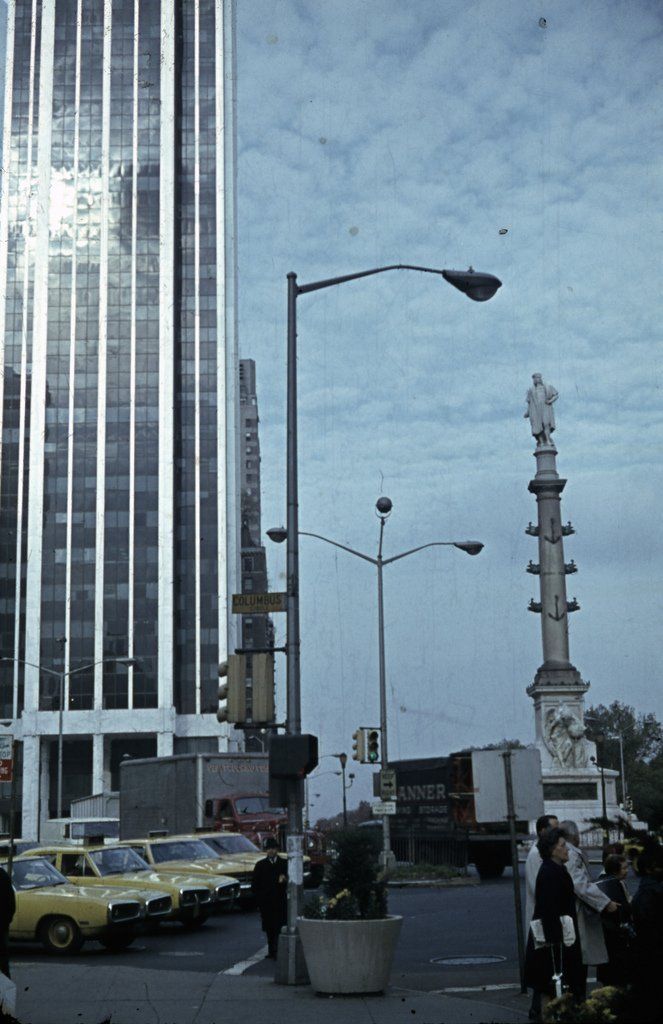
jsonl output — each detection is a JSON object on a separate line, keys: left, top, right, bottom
{"left": 236, "top": 0, "right": 663, "bottom": 819}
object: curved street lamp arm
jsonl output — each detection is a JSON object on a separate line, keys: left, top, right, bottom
{"left": 299, "top": 530, "right": 377, "bottom": 565}
{"left": 0, "top": 657, "right": 60, "bottom": 678}
{"left": 296, "top": 264, "right": 447, "bottom": 296}
{"left": 382, "top": 541, "right": 457, "bottom": 566}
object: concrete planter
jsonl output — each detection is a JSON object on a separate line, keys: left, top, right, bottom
{"left": 297, "top": 915, "right": 403, "bottom": 994}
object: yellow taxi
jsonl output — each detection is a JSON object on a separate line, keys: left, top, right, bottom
{"left": 186, "top": 830, "right": 311, "bottom": 884}
{"left": 6, "top": 855, "right": 144, "bottom": 954}
{"left": 28, "top": 844, "right": 237, "bottom": 927}
{"left": 117, "top": 835, "right": 256, "bottom": 903}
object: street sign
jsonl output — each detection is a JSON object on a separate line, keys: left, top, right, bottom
{"left": 372, "top": 800, "right": 396, "bottom": 816}
{"left": 0, "top": 735, "right": 13, "bottom": 783}
{"left": 379, "top": 769, "right": 396, "bottom": 799}
{"left": 232, "top": 592, "right": 287, "bottom": 614}
{"left": 471, "top": 747, "right": 544, "bottom": 823}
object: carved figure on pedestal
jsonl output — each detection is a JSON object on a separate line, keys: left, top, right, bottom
{"left": 543, "top": 705, "right": 588, "bottom": 769}
{"left": 524, "top": 373, "right": 558, "bottom": 446}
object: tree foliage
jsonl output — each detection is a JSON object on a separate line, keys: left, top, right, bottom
{"left": 585, "top": 701, "right": 663, "bottom": 828}
{"left": 314, "top": 799, "right": 373, "bottom": 833}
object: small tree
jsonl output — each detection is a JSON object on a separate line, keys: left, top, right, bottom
{"left": 323, "top": 827, "right": 387, "bottom": 919}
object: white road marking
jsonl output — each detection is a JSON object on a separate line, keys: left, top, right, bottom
{"left": 158, "top": 951, "right": 205, "bottom": 957}
{"left": 224, "top": 945, "right": 268, "bottom": 975}
{"left": 436, "top": 984, "right": 522, "bottom": 993}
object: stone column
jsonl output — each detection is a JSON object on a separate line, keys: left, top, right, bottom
{"left": 526, "top": 444, "right": 579, "bottom": 669}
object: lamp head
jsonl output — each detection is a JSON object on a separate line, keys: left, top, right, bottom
{"left": 267, "top": 526, "right": 287, "bottom": 544}
{"left": 454, "top": 541, "right": 484, "bottom": 556}
{"left": 376, "top": 496, "right": 393, "bottom": 516}
{"left": 115, "top": 657, "right": 136, "bottom": 668}
{"left": 442, "top": 268, "right": 502, "bottom": 302}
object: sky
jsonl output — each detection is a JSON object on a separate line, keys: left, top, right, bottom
{"left": 236, "top": 0, "right": 663, "bottom": 821}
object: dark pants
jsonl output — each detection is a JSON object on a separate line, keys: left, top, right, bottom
{"left": 266, "top": 926, "right": 281, "bottom": 959}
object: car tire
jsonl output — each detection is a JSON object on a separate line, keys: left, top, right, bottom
{"left": 99, "top": 931, "right": 136, "bottom": 951}
{"left": 39, "top": 916, "right": 84, "bottom": 955}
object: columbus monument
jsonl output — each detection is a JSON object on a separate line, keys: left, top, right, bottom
{"left": 524, "top": 375, "right": 622, "bottom": 830}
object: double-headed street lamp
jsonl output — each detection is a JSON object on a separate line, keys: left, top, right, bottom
{"left": 271, "top": 498, "right": 483, "bottom": 870}
{"left": 0, "top": 655, "right": 134, "bottom": 818}
{"left": 270, "top": 261, "right": 500, "bottom": 984}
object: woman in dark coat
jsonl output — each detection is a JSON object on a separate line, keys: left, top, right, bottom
{"left": 596, "top": 853, "right": 633, "bottom": 987}
{"left": 630, "top": 841, "right": 663, "bottom": 1023}
{"left": 251, "top": 838, "right": 288, "bottom": 960}
{"left": 525, "top": 827, "right": 584, "bottom": 1018}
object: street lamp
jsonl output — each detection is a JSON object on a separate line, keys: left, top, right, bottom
{"left": 590, "top": 738, "right": 609, "bottom": 850}
{"left": 1, "top": 654, "right": 135, "bottom": 818}
{"left": 273, "top": 261, "right": 500, "bottom": 984}
{"left": 585, "top": 716, "right": 628, "bottom": 806}
{"left": 269, "top": 499, "right": 483, "bottom": 871}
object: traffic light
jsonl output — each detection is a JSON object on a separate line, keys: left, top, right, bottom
{"left": 251, "top": 653, "right": 275, "bottom": 724}
{"left": 217, "top": 655, "right": 246, "bottom": 724}
{"left": 352, "top": 729, "right": 365, "bottom": 762}
{"left": 365, "top": 728, "right": 380, "bottom": 763}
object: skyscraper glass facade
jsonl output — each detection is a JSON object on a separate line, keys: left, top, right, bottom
{"left": 0, "top": 0, "right": 237, "bottom": 836}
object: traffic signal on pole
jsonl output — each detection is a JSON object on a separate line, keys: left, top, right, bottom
{"left": 365, "top": 728, "right": 380, "bottom": 764}
{"left": 352, "top": 729, "right": 365, "bottom": 762}
{"left": 217, "top": 655, "right": 246, "bottom": 724}
{"left": 251, "top": 653, "right": 275, "bottom": 724}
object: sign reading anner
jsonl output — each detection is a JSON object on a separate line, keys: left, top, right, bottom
{"left": 0, "top": 735, "right": 13, "bottom": 783}
{"left": 232, "top": 592, "right": 287, "bottom": 615}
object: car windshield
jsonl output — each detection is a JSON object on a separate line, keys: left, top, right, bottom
{"left": 150, "top": 840, "right": 217, "bottom": 863}
{"left": 89, "top": 847, "right": 150, "bottom": 875}
{"left": 235, "top": 797, "right": 284, "bottom": 815}
{"left": 205, "top": 835, "right": 259, "bottom": 855}
{"left": 10, "top": 858, "right": 68, "bottom": 890}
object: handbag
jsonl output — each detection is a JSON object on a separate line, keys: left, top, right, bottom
{"left": 530, "top": 915, "right": 575, "bottom": 949}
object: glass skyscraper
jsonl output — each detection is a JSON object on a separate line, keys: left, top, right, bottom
{"left": 0, "top": 0, "right": 238, "bottom": 838}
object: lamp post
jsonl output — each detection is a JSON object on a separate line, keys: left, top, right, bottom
{"left": 270, "top": 502, "right": 483, "bottom": 870}
{"left": 273, "top": 261, "right": 500, "bottom": 984}
{"left": 337, "top": 752, "right": 348, "bottom": 827}
{"left": 590, "top": 737, "right": 609, "bottom": 849}
{"left": 585, "top": 716, "right": 628, "bottom": 806}
{"left": 1, "top": 655, "right": 134, "bottom": 818}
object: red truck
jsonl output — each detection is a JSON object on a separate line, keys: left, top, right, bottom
{"left": 119, "top": 753, "right": 326, "bottom": 886}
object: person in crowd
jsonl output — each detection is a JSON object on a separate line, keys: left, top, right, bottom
{"left": 559, "top": 820, "right": 619, "bottom": 999}
{"left": 0, "top": 865, "right": 15, "bottom": 979}
{"left": 596, "top": 853, "right": 633, "bottom": 987}
{"left": 251, "top": 837, "right": 288, "bottom": 960}
{"left": 525, "top": 827, "right": 584, "bottom": 1020}
{"left": 525, "top": 814, "right": 559, "bottom": 1021}
{"left": 630, "top": 839, "right": 663, "bottom": 1023}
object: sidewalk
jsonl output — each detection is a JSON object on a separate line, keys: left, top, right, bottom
{"left": 10, "top": 962, "right": 529, "bottom": 1024}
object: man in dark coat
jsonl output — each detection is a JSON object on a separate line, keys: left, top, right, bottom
{"left": 251, "top": 838, "right": 287, "bottom": 959}
{"left": 631, "top": 842, "right": 663, "bottom": 1023}
{"left": 0, "top": 865, "right": 16, "bottom": 980}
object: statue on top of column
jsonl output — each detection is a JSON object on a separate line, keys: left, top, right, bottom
{"left": 524, "top": 373, "right": 559, "bottom": 446}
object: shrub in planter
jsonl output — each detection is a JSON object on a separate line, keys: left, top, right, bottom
{"left": 303, "top": 827, "right": 387, "bottom": 921}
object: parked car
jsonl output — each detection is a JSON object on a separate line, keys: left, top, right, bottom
{"left": 116, "top": 836, "right": 257, "bottom": 904}
{"left": 27, "top": 844, "right": 237, "bottom": 927}
{"left": 5, "top": 856, "right": 144, "bottom": 954}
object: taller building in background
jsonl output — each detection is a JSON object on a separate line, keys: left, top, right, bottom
{"left": 238, "top": 359, "right": 274, "bottom": 751}
{"left": 0, "top": 0, "right": 239, "bottom": 839}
